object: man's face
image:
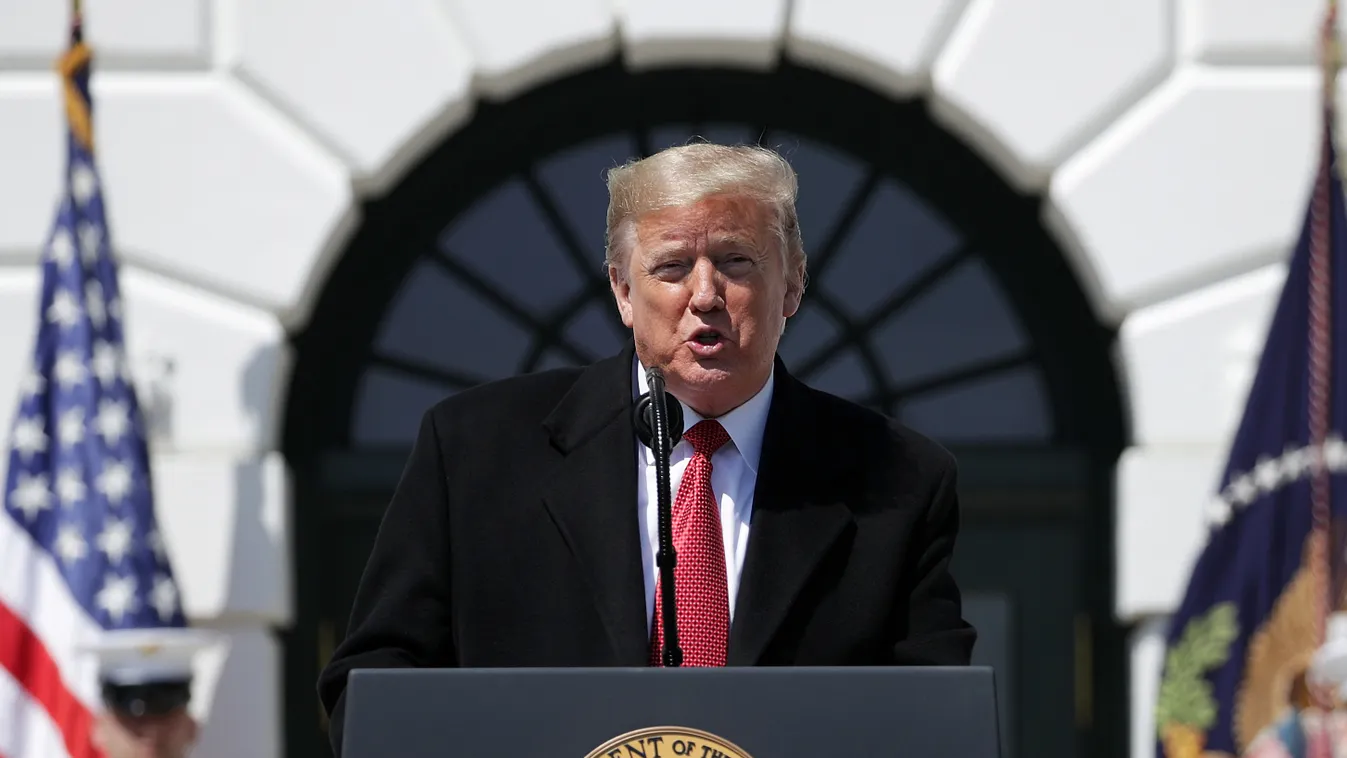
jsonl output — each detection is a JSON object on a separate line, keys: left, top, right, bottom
{"left": 610, "top": 193, "right": 803, "bottom": 418}
{"left": 92, "top": 708, "right": 198, "bottom": 758}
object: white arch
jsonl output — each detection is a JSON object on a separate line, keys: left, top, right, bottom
{"left": 0, "top": 2, "right": 1332, "bottom": 756}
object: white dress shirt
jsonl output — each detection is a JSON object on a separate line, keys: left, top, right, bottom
{"left": 634, "top": 359, "right": 775, "bottom": 632}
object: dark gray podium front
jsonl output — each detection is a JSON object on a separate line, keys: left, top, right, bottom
{"left": 341, "top": 666, "right": 1001, "bottom": 757}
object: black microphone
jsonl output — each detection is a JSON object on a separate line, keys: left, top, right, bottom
{"left": 633, "top": 380, "right": 684, "bottom": 453}
{"left": 632, "top": 366, "right": 684, "bottom": 667}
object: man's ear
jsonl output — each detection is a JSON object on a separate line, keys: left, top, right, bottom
{"left": 609, "top": 264, "right": 634, "bottom": 328}
{"left": 783, "top": 261, "right": 806, "bottom": 319}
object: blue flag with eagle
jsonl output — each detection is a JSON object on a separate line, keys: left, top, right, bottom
{"left": 1153, "top": 84, "right": 1347, "bottom": 758}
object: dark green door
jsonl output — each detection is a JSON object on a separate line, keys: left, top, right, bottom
{"left": 957, "top": 517, "right": 1082, "bottom": 758}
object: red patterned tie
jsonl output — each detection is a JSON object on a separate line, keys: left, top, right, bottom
{"left": 650, "top": 419, "right": 732, "bottom": 667}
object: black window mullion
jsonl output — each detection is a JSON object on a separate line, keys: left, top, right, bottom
{"left": 368, "top": 353, "right": 492, "bottom": 391}
{"left": 792, "top": 291, "right": 888, "bottom": 399}
{"left": 427, "top": 250, "right": 597, "bottom": 366}
{"left": 521, "top": 169, "right": 605, "bottom": 284}
{"left": 802, "top": 167, "right": 881, "bottom": 282}
{"left": 889, "top": 350, "right": 1037, "bottom": 405}
{"left": 794, "top": 242, "right": 975, "bottom": 377}
{"left": 520, "top": 289, "right": 608, "bottom": 373}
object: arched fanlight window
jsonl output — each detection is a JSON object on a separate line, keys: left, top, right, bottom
{"left": 280, "top": 61, "right": 1129, "bottom": 758}
{"left": 285, "top": 62, "right": 1122, "bottom": 466}
{"left": 347, "top": 125, "right": 1050, "bottom": 448}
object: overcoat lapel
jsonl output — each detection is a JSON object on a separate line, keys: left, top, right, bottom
{"left": 537, "top": 348, "right": 853, "bottom": 667}
{"left": 728, "top": 360, "right": 854, "bottom": 665}
{"left": 540, "top": 344, "right": 651, "bottom": 666}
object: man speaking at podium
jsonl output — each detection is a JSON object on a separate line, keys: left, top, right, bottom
{"left": 318, "top": 143, "right": 976, "bottom": 752}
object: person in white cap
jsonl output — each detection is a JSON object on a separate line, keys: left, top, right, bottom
{"left": 82, "top": 627, "right": 218, "bottom": 758}
{"left": 1240, "top": 613, "right": 1347, "bottom": 758}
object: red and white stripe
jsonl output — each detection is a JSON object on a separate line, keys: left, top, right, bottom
{"left": 0, "top": 512, "right": 104, "bottom": 758}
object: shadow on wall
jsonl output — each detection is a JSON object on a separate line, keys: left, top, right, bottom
{"left": 173, "top": 343, "right": 290, "bottom": 758}
{"left": 222, "top": 447, "right": 290, "bottom": 622}
{"left": 191, "top": 627, "right": 280, "bottom": 758}
{"left": 219, "top": 340, "right": 291, "bottom": 621}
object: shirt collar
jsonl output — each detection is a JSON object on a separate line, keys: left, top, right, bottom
{"left": 634, "top": 356, "right": 775, "bottom": 474}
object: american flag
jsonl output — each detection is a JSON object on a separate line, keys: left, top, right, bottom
{"left": 0, "top": 17, "right": 185, "bottom": 758}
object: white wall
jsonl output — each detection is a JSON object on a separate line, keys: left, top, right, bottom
{"left": 0, "top": 0, "right": 1337, "bottom": 755}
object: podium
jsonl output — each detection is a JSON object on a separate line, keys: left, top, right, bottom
{"left": 341, "top": 666, "right": 1001, "bottom": 757}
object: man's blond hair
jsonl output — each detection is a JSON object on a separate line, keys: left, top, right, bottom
{"left": 604, "top": 143, "right": 806, "bottom": 282}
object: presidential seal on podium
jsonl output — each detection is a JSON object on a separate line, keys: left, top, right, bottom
{"left": 585, "top": 726, "right": 754, "bottom": 758}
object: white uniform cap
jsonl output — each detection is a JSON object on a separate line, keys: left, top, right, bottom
{"left": 1310, "top": 611, "right": 1347, "bottom": 696}
{"left": 80, "top": 627, "right": 221, "bottom": 691}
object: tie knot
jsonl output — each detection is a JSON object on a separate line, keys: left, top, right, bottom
{"left": 683, "top": 419, "right": 730, "bottom": 457}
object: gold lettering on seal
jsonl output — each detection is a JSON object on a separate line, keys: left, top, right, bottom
{"left": 584, "top": 726, "right": 754, "bottom": 758}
